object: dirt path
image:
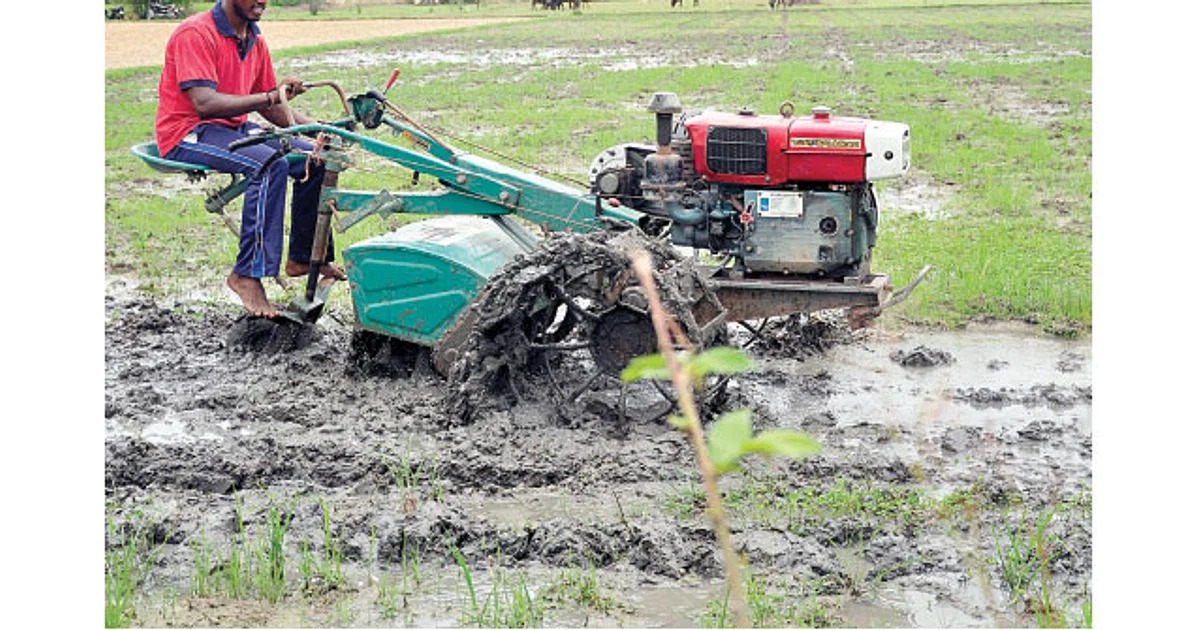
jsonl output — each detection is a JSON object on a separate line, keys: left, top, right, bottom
{"left": 104, "top": 18, "right": 527, "bottom": 70}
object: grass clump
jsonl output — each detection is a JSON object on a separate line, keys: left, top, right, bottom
{"left": 386, "top": 441, "right": 446, "bottom": 511}
{"left": 452, "top": 547, "right": 545, "bottom": 628}
{"left": 185, "top": 494, "right": 301, "bottom": 603}
{"left": 105, "top": 512, "right": 161, "bottom": 628}
{"left": 298, "top": 498, "right": 344, "bottom": 594}
{"left": 541, "top": 564, "right": 627, "bottom": 616}
{"left": 702, "top": 571, "right": 837, "bottom": 629}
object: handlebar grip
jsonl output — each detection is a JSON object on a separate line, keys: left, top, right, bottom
{"left": 228, "top": 133, "right": 273, "bottom": 152}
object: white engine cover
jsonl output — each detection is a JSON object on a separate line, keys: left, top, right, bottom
{"left": 864, "top": 121, "right": 911, "bottom": 180}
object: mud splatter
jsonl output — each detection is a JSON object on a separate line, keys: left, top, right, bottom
{"left": 890, "top": 345, "right": 955, "bottom": 367}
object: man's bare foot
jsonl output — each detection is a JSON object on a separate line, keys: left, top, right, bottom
{"left": 285, "top": 260, "right": 347, "bottom": 281}
{"left": 227, "top": 272, "right": 278, "bottom": 318}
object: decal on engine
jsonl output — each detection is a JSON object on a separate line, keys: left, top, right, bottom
{"left": 756, "top": 192, "right": 805, "bottom": 218}
{"left": 789, "top": 137, "right": 862, "bottom": 150}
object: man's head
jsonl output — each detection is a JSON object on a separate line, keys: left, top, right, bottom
{"left": 226, "top": 0, "right": 268, "bottom": 23}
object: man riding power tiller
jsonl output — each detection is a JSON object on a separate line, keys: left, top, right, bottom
{"left": 155, "top": 0, "right": 346, "bottom": 318}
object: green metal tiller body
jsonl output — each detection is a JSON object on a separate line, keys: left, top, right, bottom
{"left": 132, "top": 87, "right": 912, "bottom": 358}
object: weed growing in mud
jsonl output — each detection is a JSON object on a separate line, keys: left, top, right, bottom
{"left": 402, "top": 541, "right": 423, "bottom": 589}
{"left": 105, "top": 541, "right": 139, "bottom": 627}
{"left": 105, "top": 514, "right": 160, "bottom": 628}
{"left": 1074, "top": 592, "right": 1093, "bottom": 629}
{"left": 452, "top": 546, "right": 545, "bottom": 628}
{"left": 796, "top": 479, "right": 928, "bottom": 528}
{"left": 990, "top": 504, "right": 1094, "bottom": 628}
{"left": 723, "top": 475, "right": 936, "bottom": 536}
{"left": 387, "top": 442, "right": 445, "bottom": 511}
{"left": 331, "top": 595, "right": 356, "bottom": 626}
{"left": 663, "top": 480, "right": 707, "bottom": 520}
{"left": 368, "top": 527, "right": 399, "bottom": 620}
{"left": 218, "top": 494, "right": 300, "bottom": 602}
{"left": 702, "top": 570, "right": 836, "bottom": 629}
{"left": 376, "top": 569, "right": 402, "bottom": 621}
{"left": 253, "top": 499, "right": 297, "bottom": 603}
{"left": 299, "top": 498, "right": 344, "bottom": 594}
{"left": 541, "top": 564, "right": 626, "bottom": 616}
{"left": 189, "top": 531, "right": 216, "bottom": 598}
{"left": 369, "top": 525, "right": 422, "bottom": 621}
{"left": 993, "top": 507, "right": 1059, "bottom": 603}
{"left": 224, "top": 500, "right": 250, "bottom": 598}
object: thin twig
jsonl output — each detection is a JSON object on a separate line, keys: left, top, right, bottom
{"left": 629, "top": 250, "right": 748, "bottom": 628}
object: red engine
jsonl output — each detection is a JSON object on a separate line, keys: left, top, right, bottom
{"left": 683, "top": 106, "right": 910, "bottom": 186}
{"left": 587, "top": 96, "right": 912, "bottom": 280}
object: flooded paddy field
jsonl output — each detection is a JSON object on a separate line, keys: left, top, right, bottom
{"left": 104, "top": 295, "right": 1090, "bottom": 627}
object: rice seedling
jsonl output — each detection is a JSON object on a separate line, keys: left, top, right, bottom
{"left": 189, "top": 531, "right": 217, "bottom": 598}
{"left": 105, "top": 514, "right": 159, "bottom": 628}
{"left": 992, "top": 506, "right": 1060, "bottom": 606}
{"left": 299, "top": 497, "right": 345, "bottom": 594}
{"left": 452, "top": 546, "right": 545, "bottom": 628}
{"left": 376, "top": 570, "right": 402, "bottom": 621}
{"left": 252, "top": 499, "right": 296, "bottom": 603}
{"left": 541, "top": 563, "right": 626, "bottom": 616}
{"left": 701, "top": 570, "right": 837, "bottom": 628}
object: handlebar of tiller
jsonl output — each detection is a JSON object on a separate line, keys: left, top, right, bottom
{"left": 267, "top": 81, "right": 355, "bottom": 129}
{"left": 223, "top": 75, "right": 419, "bottom": 153}
{"left": 226, "top": 81, "right": 358, "bottom": 152}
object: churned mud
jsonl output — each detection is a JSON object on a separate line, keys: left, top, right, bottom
{"left": 105, "top": 291, "right": 1091, "bottom": 627}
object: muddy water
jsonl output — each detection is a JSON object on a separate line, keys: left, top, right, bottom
{"left": 104, "top": 295, "right": 1090, "bottom": 627}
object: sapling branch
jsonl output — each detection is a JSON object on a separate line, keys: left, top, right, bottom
{"left": 629, "top": 250, "right": 749, "bottom": 628}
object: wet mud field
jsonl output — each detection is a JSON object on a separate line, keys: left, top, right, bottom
{"left": 104, "top": 291, "right": 1091, "bottom": 627}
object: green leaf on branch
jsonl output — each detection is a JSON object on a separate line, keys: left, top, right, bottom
{"left": 744, "top": 430, "right": 822, "bottom": 459}
{"left": 688, "top": 346, "right": 755, "bottom": 378}
{"left": 708, "top": 409, "right": 754, "bottom": 474}
{"left": 707, "top": 411, "right": 822, "bottom": 475}
{"left": 621, "top": 354, "right": 670, "bottom": 383}
{"left": 621, "top": 347, "right": 755, "bottom": 384}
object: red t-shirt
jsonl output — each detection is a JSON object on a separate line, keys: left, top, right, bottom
{"left": 154, "top": 6, "right": 277, "bottom": 156}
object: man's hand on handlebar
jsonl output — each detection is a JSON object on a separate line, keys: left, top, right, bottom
{"left": 279, "top": 76, "right": 308, "bottom": 98}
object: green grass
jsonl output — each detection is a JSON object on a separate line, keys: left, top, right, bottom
{"left": 189, "top": 531, "right": 217, "bottom": 598}
{"left": 368, "top": 527, "right": 406, "bottom": 621}
{"left": 385, "top": 441, "right": 447, "bottom": 511}
{"left": 111, "top": 0, "right": 1087, "bottom": 24}
{"left": 452, "top": 546, "right": 546, "bottom": 628}
{"left": 191, "top": 494, "right": 302, "bottom": 602}
{"left": 712, "top": 473, "right": 1092, "bottom": 627}
{"left": 105, "top": 515, "right": 159, "bottom": 628}
{"left": 106, "top": 0, "right": 1091, "bottom": 329}
{"left": 541, "top": 564, "right": 627, "bottom": 615}
{"left": 702, "top": 569, "right": 836, "bottom": 628}
{"left": 299, "top": 498, "right": 345, "bottom": 594}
